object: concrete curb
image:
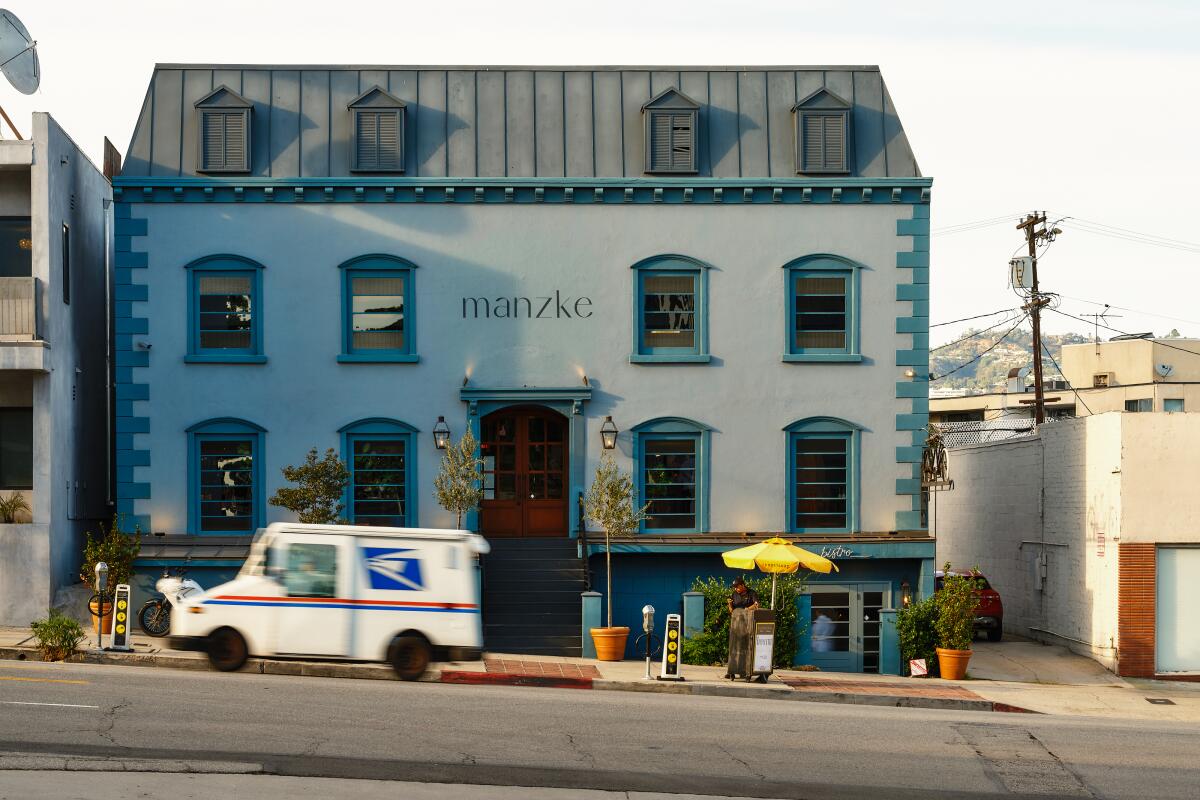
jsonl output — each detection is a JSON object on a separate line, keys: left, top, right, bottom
{"left": 0, "top": 646, "right": 1037, "bottom": 713}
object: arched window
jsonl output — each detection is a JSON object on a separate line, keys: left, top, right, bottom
{"left": 184, "top": 255, "right": 266, "bottom": 363}
{"left": 187, "top": 418, "right": 266, "bottom": 535}
{"left": 338, "top": 255, "right": 419, "bottom": 363}
{"left": 630, "top": 255, "right": 711, "bottom": 363}
{"left": 782, "top": 254, "right": 863, "bottom": 362}
{"left": 631, "top": 416, "right": 712, "bottom": 533}
{"left": 339, "top": 418, "right": 419, "bottom": 527}
{"left": 785, "top": 417, "right": 862, "bottom": 534}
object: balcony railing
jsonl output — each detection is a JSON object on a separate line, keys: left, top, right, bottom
{"left": 0, "top": 277, "right": 38, "bottom": 341}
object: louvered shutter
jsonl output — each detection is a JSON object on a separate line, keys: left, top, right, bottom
{"left": 801, "top": 113, "right": 846, "bottom": 172}
{"left": 377, "top": 111, "right": 401, "bottom": 170}
{"left": 651, "top": 112, "right": 672, "bottom": 171}
{"left": 201, "top": 111, "right": 247, "bottom": 172}
{"left": 671, "top": 114, "right": 693, "bottom": 171}
{"left": 823, "top": 114, "right": 845, "bottom": 171}
{"left": 356, "top": 111, "right": 379, "bottom": 169}
{"left": 223, "top": 112, "right": 245, "bottom": 170}
{"left": 202, "top": 112, "right": 226, "bottom": 171}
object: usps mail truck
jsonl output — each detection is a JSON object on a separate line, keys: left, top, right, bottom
{"left": 170, "top": 523, "right": 489, "bottom": 680}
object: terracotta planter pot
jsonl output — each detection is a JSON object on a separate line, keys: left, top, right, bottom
{"left": 936, "top": 647, "right": 971, "bottom": 680}
{"left": 590, "top": 626, "right": 630, "bottom": 661}
{"left": 89, "top": 598, "right": 112, "bottom": 635}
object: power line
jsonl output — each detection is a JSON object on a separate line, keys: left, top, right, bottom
{"left": 930, "top": 315, "right": 1029, "bottom": 382}
{"left": 1040, "top": 340, "right": 1094, "bottom": 416}
{"left": 1048, "top": 307, "right": 1200, "bottom": 359}
{"left": 931, "top": 313, "right": 1027, "bottom": 353}
{"left": 1057, "top": 220, "right": 1200, "bottom": 255}
{"left": 932, "top": 214, "right": 1024, "bottom": 236}
{"left": 930, "top": 307, "right": 1021, "bottom": 329}
{"left": 1064, "top": 216, "right": 1200, "bottom": 251}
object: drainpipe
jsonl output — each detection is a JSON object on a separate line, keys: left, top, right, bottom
{"left": 103, "top": 195, "right": 112, "bottom": 508}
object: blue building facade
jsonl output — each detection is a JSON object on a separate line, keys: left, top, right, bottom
{"left": 114, "top": 65, "right": 932, "bottom": 671}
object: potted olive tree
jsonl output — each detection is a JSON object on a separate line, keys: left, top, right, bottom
{"left": 79, "top": 516, "right": 141, "bottom": 634}
{"left": 584, "top": 451, "right": 648, "bottom": 661}
{"left": 934, "top": 563, "right": 978, "bottom": 679}
{"left": 434, "top": 427, "right": 484, "bottom": 529}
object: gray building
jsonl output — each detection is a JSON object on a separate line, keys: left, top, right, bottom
{"left": 115, "top": 65, "right": 933, "bottom": 668}
{"left": 0, "top": 113, "right": 112, "bottom": 625}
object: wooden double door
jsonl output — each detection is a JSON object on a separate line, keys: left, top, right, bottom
{"left": 479, "top": 406, "right": 569, "bottom": 537}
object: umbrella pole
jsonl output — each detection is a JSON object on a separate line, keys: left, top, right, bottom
{"left": 771, "top": 573, "right": 777, "bottom": 610}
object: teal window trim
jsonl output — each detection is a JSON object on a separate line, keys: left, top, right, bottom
{"left": 783, "top": 255, "right": 862, "bottom": 362}
{"left": 631, "top": 416, "right": 711, "bottom": 534}
{"left": 339, "top": 417, "right": 419, "bottom": 527}
{"left": 186, "top": 417, "right": 266, "bottom": 536}
{"left": 785, "top": 416, "right": 862, "bottom": 535}
{"left": 630, "top": 255, "right": 710, "bottom": 363}
{"left": 339, "top": 255, "right": 418, "bottom": 362}
{"left": 185, "top": 255, "right": 265, "bottom": 362}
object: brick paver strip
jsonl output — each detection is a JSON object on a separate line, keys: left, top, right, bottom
{"left": 484, "top": 658, "right": 601, "bottom": 679}
{"left": 780, "top": 676, "right": 982, "bottom": 701}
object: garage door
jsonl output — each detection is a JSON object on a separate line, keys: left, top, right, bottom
{"left": 1156, "top": 547, "right": 1200, "bottom": 674}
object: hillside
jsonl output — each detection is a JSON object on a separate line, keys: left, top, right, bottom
{"left": 930, "top": 327, "right": 1091, "bottom": 393}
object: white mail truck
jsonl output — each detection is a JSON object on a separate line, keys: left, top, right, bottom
{"left": 169, "top": 523, "right": 490, "bottom": 680}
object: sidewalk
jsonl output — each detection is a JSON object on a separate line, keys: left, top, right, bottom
{"left": 5, "top": 626, "right": 1200, "bottom": 721}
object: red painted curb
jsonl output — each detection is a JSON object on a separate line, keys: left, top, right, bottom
{"left": 992, "top": 702, "right": 1040, "bottom": 714}
{"left": 440, "top": 671, "right": 594, "bottom": 690}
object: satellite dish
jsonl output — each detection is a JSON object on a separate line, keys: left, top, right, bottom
{"left": 0, "top": 9, "right": 38, "bottom": 95}
{"left": 1155, "top": 363, "right": 1174, "bottom": 378}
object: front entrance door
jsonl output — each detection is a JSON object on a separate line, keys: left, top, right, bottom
{"left": 479, "top": 406, "right": 568, "bottom": 537}
{"left": 808, "top": 582, "right": 889, "bottom": 673}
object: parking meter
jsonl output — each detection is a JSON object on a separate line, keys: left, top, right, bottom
{"left": 95, "top": 562, "right": 109, "bottom": 650}
{"left": 641, "top": 605, "right": 655, "bottom": 679}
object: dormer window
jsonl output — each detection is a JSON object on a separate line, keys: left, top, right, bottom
{"left": 350, "top": 86, "right": 406, "bottom": 173}
{"left": 195, "top": 86, "right": 251, "bottom": 173}
{"left": 793, "top": 88, "right": 851, "bottom": 175}
{"left": 642, "top": 87, "right": 699, "bottom": 174}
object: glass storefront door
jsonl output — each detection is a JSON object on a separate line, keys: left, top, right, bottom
{"left": 808, "top": 582, "right": 890, "bottom": 673}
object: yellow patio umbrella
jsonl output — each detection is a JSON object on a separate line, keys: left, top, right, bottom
{"left": 721, "top": 537, "right": 839, "bottom": 609}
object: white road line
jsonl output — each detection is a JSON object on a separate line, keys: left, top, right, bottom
{"left": 0, "top": 701, "right": 100, "bottom": 709}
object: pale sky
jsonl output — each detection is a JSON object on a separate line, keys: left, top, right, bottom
{"left": 6, "top": 1, "right": 1199, "bottom": 346}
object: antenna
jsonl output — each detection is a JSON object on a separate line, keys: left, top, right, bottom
{"left": 1083, "top": 305, "right": 1122, "bottom": 355}
{"left": 0, "top": 9, "right": 40, "bottom": 141}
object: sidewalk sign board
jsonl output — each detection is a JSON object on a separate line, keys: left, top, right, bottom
{"left": 909, "top": 658, "right": 928, "bottom": 677}
{"left": 658, "top": 613, "right": 684, "bottom": 680}
{"left": 108, "top": 584, "right": 133, "bottom": 652}
{"left": 753, "top": 622, "right": 775, "bottom": 673}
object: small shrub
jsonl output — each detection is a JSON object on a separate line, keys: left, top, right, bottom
{"left": 79, "top": 516, "right": 141, "bottom": 599}
{"left": 30, "top": 609, "right": 85, "bottom": 662}
{"left": 935, "top": 564, "right": 978, "bottom": 652}
{"left": 0, "top": 491, "right": 29, "bottom": 523}
{"left": 897, "top": 594, "right": 939, "bottom": 676}
{"left": 680, "top": 573, "right": 805, "bottom": 669}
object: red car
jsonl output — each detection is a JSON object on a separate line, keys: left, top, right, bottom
{"left": 934, "top": 569, "right": 1004, "bottom": 642}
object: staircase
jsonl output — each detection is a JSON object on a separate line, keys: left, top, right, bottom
{"left": 481, "top": 538, "right": 587, "bottom": 657}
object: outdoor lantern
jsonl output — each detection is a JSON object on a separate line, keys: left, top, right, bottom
{"left": 900, "top": 580, "right": 913, "bottom": 608}
{"left": 600, "top": 416, "right": 618, "bottom": 450}
{"left": 433, "top": 416, "right": 451, "bottom": 450}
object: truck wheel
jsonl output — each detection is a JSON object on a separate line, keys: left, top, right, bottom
{"left": 390, "top": 635, "right": 431, "bottom": 681}
{"left": 207, "top": 627, "right": 249, "bottom": 671}
{"left": 987, "top": 627, "right": 1003, "bottom": 642}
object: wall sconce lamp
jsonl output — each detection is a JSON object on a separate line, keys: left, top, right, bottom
{"left": 900, "top": 580, "right": 913, "bottom": 608}
{"left": 903, "top": 368, "right": 917, "bottom": 379}
{"left": 432, "top": 416, "right": 451, "bottom": 450}
{"left": 600, "top": 416, "right": 618, "bottom": 450}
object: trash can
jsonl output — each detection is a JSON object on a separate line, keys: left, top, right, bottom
{"left": 726, "top": 608, "right": 776, "bottom": 682}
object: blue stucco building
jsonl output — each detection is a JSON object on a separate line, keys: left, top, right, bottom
{"left": 113, "top": 64, "right": 932, "bottom": 671}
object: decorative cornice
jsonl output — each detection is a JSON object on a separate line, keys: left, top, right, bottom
{"left": 112, "top": 176, "right": 932, "bottom": 205}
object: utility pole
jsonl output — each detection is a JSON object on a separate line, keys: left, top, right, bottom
{"left": 1017, "top": 212, "right": 1049, "bottom": 424}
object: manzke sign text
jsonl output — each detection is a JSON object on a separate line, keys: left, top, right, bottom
{"left": 461, "top": 291, "right": 593, "bottom": 320}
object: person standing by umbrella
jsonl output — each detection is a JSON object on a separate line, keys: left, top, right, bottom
{"left": 726, "top": 577, "right": 760, "bottom": 614}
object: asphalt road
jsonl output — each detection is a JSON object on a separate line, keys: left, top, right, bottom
{"left": 1, "top": 659, "right": 1199, "bottom": 800}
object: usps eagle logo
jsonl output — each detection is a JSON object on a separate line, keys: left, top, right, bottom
{"left": 362, "top": 547, "right": 425, "bottom": 591}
